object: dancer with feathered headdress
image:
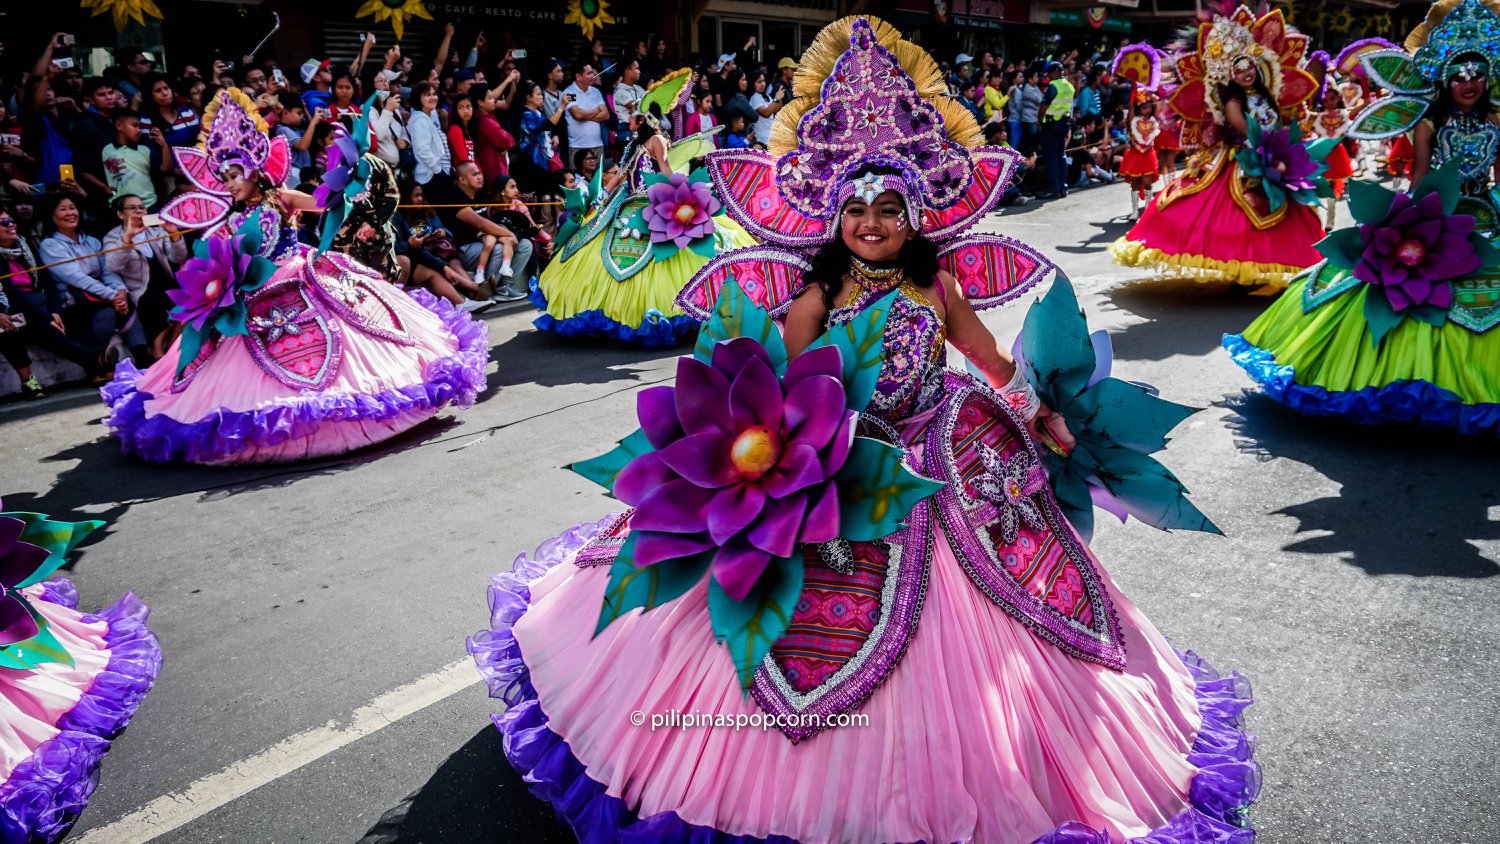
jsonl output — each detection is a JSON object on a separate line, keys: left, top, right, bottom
{"left": 1226, "top": 0, "right": 1500, "bottom": 435}
{"left": 1112, "top": 4, "right": 1331, "bottom": 287}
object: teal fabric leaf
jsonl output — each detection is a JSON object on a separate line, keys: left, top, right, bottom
{"left": 1362, "top": 286, "right": 1404, "bottom": 347}
{"left": 1049, "top": 469, "right": 1096, "bottom": 541}
{"left": 1471, "top": 234, "right": 1500, "bottom": 269}
{"left": 1088, "top": 445, "right": 1222, "bottom": 535}
{"left": 318, "top": 204, "right": 347, "bottom": 255}
{"left": 595, "top": 533, "right": 711, "bottom": 636}
{"left": 649, "top": 240, "right": 682, "bottom": 263}
{"left": 806, "top": 288, "right": 897, "bottom": 412}
{"left": 835, "top": 437, "right": 945, "bottom": 542}
{"left": 687, "top": 233, "right": 720, "bottom": 260}
{"left": 234, "top": 213, "right": 266, "bottom": 256}
{"left": 569, "top": 428, "right": 656, "bottom": 494}
{"left": 174, "top": 324, "right": 207, "bottom": 376}
{"left": 0, "top": 605, "right": 73, "bottom": 670}
{"left": 1, "top": 513, "right": 105, "bottom": 588}
{"left": 1345, "top": 178, "right": 1396, "bottom": 226}
{"left": 1020, "top": 273, "right": 1096, "bottom": 411}
{"left": 1317, "top": 228, "right": 1367, "bottom": 271}
{"left": 1409, "top": 302, "right": 1449, "bottom": 328}
{"left": 1413, "top": 165, "right": 1462, "bottom": 216}
{"left": 694, "top": 276, "right": 788, "bottom": 375}
{"left": 211, "top": 300, "right": 250, "bottom": 338}
{"left": 708, "top": 554, "right": 804, "bottom": 689}
{"left": 687, "top": 167, "right": 713, "bottom": 187}
{"left": 1073, "top": 379, "right": 1197, "bottom": 453}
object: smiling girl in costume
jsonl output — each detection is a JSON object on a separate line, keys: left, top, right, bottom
{"left": 470, "top": 17, "right": 1253, "bottom": 844}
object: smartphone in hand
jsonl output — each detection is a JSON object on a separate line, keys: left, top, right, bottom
{"left": 142, "top": 213, "right": 163, "bottom": 227}
{"left": 58, "top": 164, "right": 75, "bottom": 182}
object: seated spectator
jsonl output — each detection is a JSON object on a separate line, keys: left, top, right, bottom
{"left": 0, "top": 206, "right": 102, "bottom": 396}
{"left": 37, "top": 194, "right": 149, "bottom": 367}
{"left": 103, "top": 194, "right": 186, "bottom": 358}
{"left": 432, "top": 161, "right": 533, "bottom": 302}
{"left": 723, "top": 114, "right": 752, "bottom": 150}
{"left": 393, "top": 180, "right": 489, "bottom": 313}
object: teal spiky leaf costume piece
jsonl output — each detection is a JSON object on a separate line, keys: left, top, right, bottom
{"left": 1011, "top": 275, "right": 1220, "bottom": 540}
{"left": 0, "top": 502, "right": 108, "bottom": 670}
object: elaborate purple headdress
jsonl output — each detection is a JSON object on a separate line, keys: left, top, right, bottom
{"left": 159, "top": 88, "right": 291, "bottom": 235}
{"left": 679, "top": 16, "right": 1052, "bottom": 319}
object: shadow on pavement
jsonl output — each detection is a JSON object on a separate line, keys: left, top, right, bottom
{"left": 1051, "top": 215, "right": 1133, "bottom": 255}
{"left": 487, "top": 325, "right": 682, "bottom": 391}
{"left": 1102, "top": 277, "right": 1271, "bottom": 361}
{"left": 1223, "top": 392, "right": 1500, "bottom": 578}
{"left": 356, "top": 725, "right": 569, "bottom": 844}
{"left": 4, "top": 415, "right": 463, "bottom": 572}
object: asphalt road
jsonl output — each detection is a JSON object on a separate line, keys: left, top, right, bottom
{"left": 3, "top": 183, "right": 1496, "bottom": 843}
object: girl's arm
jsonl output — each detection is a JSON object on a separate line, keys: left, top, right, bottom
{"left": 278, "top": 188, "right": 321, "bottom": 212}
{"left": 1223, "top": 97, "right": 1249, "bottom": 139}
{"left": 783, "top": 283, "right": 831, "bottom": 360}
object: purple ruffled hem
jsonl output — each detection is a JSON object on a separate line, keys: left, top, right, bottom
{"left": 0, "top": 578, "right": 162, "bottom": 843}
{"left": 99, "top": 288, "right": 490, "bottom": 464}
{"left": 466, "top": 522, "right": 1261, "bottom": 844}
{"left": 1223, "top": 333, "right": 1500, "bottom": 436}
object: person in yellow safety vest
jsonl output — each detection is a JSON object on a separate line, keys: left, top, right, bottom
{"left": 1037, "top": 62, "right": 1075, "bottom": 199}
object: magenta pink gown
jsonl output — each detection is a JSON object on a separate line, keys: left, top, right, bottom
{"left": 469, "top": 284, "right": 1257, "bottom": 843}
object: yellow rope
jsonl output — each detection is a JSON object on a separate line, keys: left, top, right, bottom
{"left": 0, "top": 231, "right": 180, "bottom": 284}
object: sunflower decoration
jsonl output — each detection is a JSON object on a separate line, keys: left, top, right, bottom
{"left": 1300, "top": 3, "right": 1327, "bottom": 29}
{"left": 1372, "top": 11, "right": 1395, "bottom": 34}
{"left": 355, "top": 0, "right": 433, "bottom": 41}
{"left": 1328, "top": 5, "right": 1357, "bottom": 33}
{"left": 80, "top": 0, "right": 164, "bottom": 31}
{"left": 566, "top": 0, "right": 616, "bottom": 41}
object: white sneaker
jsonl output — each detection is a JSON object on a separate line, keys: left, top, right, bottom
{"left": 471, "top": 269, "right": 485, "bottom": 287}
{"left": 498, "top": 262, "right": 514, "bottom": 278}
{"left": 457, "top": 298, "right": 494, "bottom": 314}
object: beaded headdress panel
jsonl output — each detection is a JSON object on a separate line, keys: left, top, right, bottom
{"left": 159, "top": 88, "right": 291, "bottom": 233}
{"left": 1409, "top": 0, "right": 1500, "bottom": 84}
{"left": 768, "top": 17, "right": 983, "bottom": 226}
{"left": 1348, "top": 0, "right": 1500, "bottom": 140}
{"left": 680, "top": 18, "right": 1051, "bottom": 322}
{"left": 1167, "top": 6, "right": 1318, "bottom": 146}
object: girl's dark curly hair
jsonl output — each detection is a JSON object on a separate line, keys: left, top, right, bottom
{"left": 802, "top": 167, "right": 940, "bottom": 312}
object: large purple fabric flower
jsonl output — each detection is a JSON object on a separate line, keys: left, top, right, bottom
{"left": 0, "top": 517, "right": 44, "bottom": 645}
{"left": 1254, "top": 129, "right": 1319, "bottom": 194}
{"left": 613, "top": 338, "right": 855, "bottom": 600}
{"left": 642, "top": 173, "right": 720, "bottom": 248}
{"left": 1354, "top": 191, "right": 1480, "bottom": 311}
{"left": 314, "top": 130, "right": 359, "bottom": 210}
{"left": 167, "top": 234, "right": 252, "bottom": 330}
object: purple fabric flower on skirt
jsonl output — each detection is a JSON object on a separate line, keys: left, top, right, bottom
{"left": 167, "top": 234, "right": 252, "bottom": 330}
{"left": 642, "top": 173, "right": 720, "bottom": 249}
{"left": 613, "top": 338, "right": 856, "bottom": 600}
{"left": 1354, "top": 190, "right": 1480, "bottom": 312}
{"left": 1255, "top": 128, "right": 1319, "bottom": 194}
{"left": 0, "top": 517, "right": 44, "bottom": 645}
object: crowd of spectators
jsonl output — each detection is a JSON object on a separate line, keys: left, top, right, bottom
{"left": 0, "top": 21, "right": 1145, "bottom": 399}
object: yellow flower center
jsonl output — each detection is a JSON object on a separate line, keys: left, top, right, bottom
{"left": 674, "top": 203, "right": 697, "bottom": 225}
{"left": 730, "top": 426, "right": 782, "bottom": 480}
{"left": 204, "top": 279, "right": 223, "bottom": 300}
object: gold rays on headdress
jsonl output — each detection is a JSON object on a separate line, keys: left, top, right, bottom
{"left": 768, "top": 15, "right": 983, "bottom": 157}
{"left": 198, "top": 87, "right": 268, "bottom": 151}
{"left": 1406, "top": 0, "right": 1500, "bottom": 52}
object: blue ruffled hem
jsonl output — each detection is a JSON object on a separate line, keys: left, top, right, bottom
{"left": 1223, "top": 333, "right": 1500, "bottom": 435}
{"left": 528, "top": 278, "right": 695, "bottom": 350}
{"left": 466, "top": 521, "right": 1261, "bottom": 844}
{"left": 0, "top": 578, "right": 162, "bottom": 843}
{"left": 99, "top": 288, "right": 491, "bottom": 464}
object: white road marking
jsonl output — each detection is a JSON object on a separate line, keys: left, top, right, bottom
{"left": 74, "top": 658, "right": 482, "bottom": 843}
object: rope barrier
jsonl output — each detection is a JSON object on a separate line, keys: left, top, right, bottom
{"left": 0, "top": 231, "right": 180, "bottom": 284}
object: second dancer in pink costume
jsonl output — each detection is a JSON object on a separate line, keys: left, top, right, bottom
{"left": 470, "top": 17, "right": 1252, "bottom": 844}
{"left": 101, "top": 89, "right": 488, "bottom": 465}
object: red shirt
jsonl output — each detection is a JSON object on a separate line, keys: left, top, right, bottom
{"left": 472, "top": 112, "right": 514, "bottom": 185}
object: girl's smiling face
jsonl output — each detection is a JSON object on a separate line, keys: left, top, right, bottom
{"left": 840, "top": 189, "right": 914, "bottom": 263}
